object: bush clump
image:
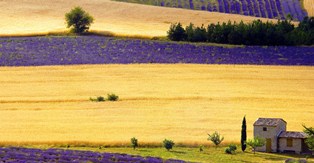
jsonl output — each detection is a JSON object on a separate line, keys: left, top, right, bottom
{"left": 130, "top": 137, "right": 138, "bottom": 150}
{"left": 90, "top": 93, "right": 119, "bottom": 102}
{"left": 107, "top": 93, "right": 119, "bottom": 101}
{"left": 225, "top": 144, "right": 237, "bottom": 154}
{"left": 163, "top": 139, "right": 175, "bottom": 151}
{"left": 90, "top": 96, "right": 105, "bottom": 102}
{"left": 207, "top": 131, "right": 224, "bottom": 148}
{"left": 199, "top": 145, "right": 204, "bottom": 152}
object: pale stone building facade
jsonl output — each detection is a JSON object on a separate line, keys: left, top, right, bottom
{"left": 253, "top": 118, "right": 310, "bottom": 154}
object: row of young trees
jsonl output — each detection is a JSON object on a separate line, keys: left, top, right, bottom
{"left": 167, "top": 17, "right": 314, "bottom": 45}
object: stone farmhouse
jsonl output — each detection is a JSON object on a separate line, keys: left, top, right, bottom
{"left": 253, "top": 118, "right": 311, "bottom": 154}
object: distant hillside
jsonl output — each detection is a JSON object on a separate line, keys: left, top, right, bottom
{"left": 115, "top": 0, "right": 309, "bottom": 21}
{"left": 0, "top": 0, "right": 290, "bottom": 37}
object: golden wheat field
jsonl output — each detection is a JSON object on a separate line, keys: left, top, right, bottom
{"left": 0, "top": 0, "right": 296, "bottom": 37}
{"left": 304, "top": 0, "right": 314, "bottom": 17}
{"left": 0, "top": 64, "right": 313, "bottom": 146}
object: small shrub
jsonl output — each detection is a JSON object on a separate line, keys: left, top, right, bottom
{"left": 199, "top": 145, "right": 204, "bottom": 152}
{"left": 130, "top": 137, "right": 138, "bottom": 150}
{"left": 107, "top": 93, "right": 119, "bottom": 101}
{"left": 225, "top": 147, "right": 232, "bottom": 154}
{"left": 225, "top": 144, "right": 237, "bottom": 154}
{"left": 246, "top": 137, "right": 266, "bottom": 154}
{"left": 229, "top": 144, "right": 237, "bottom": 151}
{"left": 163, "top": 139, "right": 175, "bottom": 151}
{"left": 97, "top": 96, "right": 105, "bottom": 102}
{"left": 207, "top": 131, "right": 224, "bottom": 147}
{"left": 90, "top": 96, "right": 105, "bottom": 102}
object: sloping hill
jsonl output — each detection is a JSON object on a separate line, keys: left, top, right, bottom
{"left": 116, "top": 0, "right": 309, "bottom": 21}
{"left": 0, "top": 0, "right": 290, "bottom": 37}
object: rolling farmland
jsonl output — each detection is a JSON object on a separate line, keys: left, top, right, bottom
{"left": 0, "top": 0, "right": 290, "bottom": 37}
{"left": 0, "top": 64, "right": 313, "bottom": 145}
{"left": 115, "top": 0, "right": 309, "bottom": 21}
{"left": 0, "top": 0, "right": 313, "bottom": 161}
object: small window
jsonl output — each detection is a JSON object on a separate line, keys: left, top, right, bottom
{"left": 287, "top": 138, "right": 293, "bottom": 147}
{"left": 263, "top": 127, "right": 267, "bottom": 131}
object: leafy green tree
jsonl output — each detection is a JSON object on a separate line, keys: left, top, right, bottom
{"left": 241, "top": 116, "right": 247, "bottom": 152}
{"left": 167, "top": 23, "right": 187, "bottom": 41}
{"left": 192, "top": 25, "right": 207, "bottom": 42}
{"left": 246, "top": 137, "right": 265, "bottom": 154}
{"left": 185, "top": 23, "right": 195, "bottom": 42}
{"left": 65, "top": 6, "right": 94, "bottom": 34}
{"left": 130, "top": 137, "right": 138, "bottom": 150}
{"left": 207, "top": 131, "right": 224, "bottom": 148}
{"left": 206, "top": 23, "right": 215, "bottom": 42}
{"left": 220, "top": 21, "right": 233, "bottom": 44}
{"left": 163, "top": 139, "right": 175, "bottom": 151}
{"left": 303, "top": 125, "right": 314, "bottom": 151}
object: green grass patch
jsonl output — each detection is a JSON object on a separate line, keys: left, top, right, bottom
{"left": 55, "top": 146, "right": 314, "bottom": 163}
{"left": 5, "top": 144, "right": 313, "bottom": 162}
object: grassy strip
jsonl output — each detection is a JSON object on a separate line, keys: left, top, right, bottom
{"left": 5, "top": 145, "right": 313, "bottom": 163}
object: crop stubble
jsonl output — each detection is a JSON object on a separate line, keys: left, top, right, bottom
{"left": 0, "top": 64, "right": 313, "bottom": 146}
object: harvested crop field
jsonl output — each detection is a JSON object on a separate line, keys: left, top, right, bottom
{"left": 0, "top": 64, "right": 313, "bottom": 146}
{"left": 0, "top": 0, "right": 287, "bottom": 37}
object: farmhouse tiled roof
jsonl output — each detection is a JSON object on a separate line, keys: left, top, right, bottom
{"left": 279, "top": 131, "right": 308, "bottom": 139}
{"left": 253, "top": 118, "right": 287, "bottom": 127}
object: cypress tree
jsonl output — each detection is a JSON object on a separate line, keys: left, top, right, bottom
{"left": 241, "top": 116, "right": 247, "bottom": 152}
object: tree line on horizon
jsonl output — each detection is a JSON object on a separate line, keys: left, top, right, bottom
{"left": 167, "top": 17, "right": 314, "bottom": 46}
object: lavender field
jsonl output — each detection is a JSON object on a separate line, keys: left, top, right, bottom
{"left": 0, "top": 36, "right": 313, "bottom": 66}
{"left": 0, "top": 147, "right": 185, "bottom": 163}
{"left": 115, "top": 0, "right": 308, "bottom": 21}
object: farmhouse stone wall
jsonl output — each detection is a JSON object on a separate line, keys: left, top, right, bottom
{"left": 254, "top": 120, "right": 286, "bottom": 152}
{"left": 279, "top": 138, "right": 302, "bottom": 154}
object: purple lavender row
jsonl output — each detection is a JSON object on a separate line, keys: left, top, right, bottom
{"left": 0, "top": 147, "right": 185, "bottom": 163}
{"left": 0, "top": 36, "right": 313, "bottom": 66}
